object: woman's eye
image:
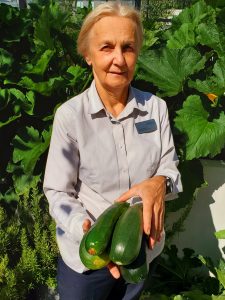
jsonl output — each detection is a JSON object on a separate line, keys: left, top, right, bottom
{"left": 101, "top": 45, "right": 112, "bottom": 51}
{"left": 123, "top": 45, "right": 134, "bottom": 52}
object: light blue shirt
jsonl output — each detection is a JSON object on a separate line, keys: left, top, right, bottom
{"left": 43, "top": 80, "right": 182, "bottom": 272}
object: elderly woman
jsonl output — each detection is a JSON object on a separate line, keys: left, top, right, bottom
{"left": 43, "top": 2, "right": 182, "bottom": 300}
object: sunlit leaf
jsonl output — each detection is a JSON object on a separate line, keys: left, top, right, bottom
{"left": 24, "top": 49, "right": 55, "bottom": 76}
{"left": 25, "top": 91, "right": 35, "bottom": 115}
{"left": 196, "top": 23, "right": 225, "bottom": 57}
{"left": 167, "top": 23, "right": 196, "bottom": 49}
{"left": 18, "top": 76, "right": 64, "bottom": 96}
{"left": 12, "top": 126, "right": 51, "bottom": 174}
{"left": 9, "top": 88, "right": 35, "bottom": 115}
{"left": 189, "top": 58, "right": 225, "bottom": 96}
{"left": 34, "top": 7, "right": 54, "bottom": 52}
{"left": 137, "top": 47, "right": 206, "bottom": 96}
{"left": 66, "top": 65, "right": 87, "bottom": 86}
{"left": 171, "top": 0, "right": 216, "bottom": 28}
{"left": 175, "top": 95, "right": 225, "bottom": 159}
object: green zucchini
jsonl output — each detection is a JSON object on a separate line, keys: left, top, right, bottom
{"left": 79, "top": 232, "right": 110, "bottom": 270}
{"left": 119, "top": 236, "right": 149, "bottom": 283}
{"left": 85, "top": 202, "right": 130, "bottom": 255}
{"left": 109, "top": 203, "right": 143, "bottom": 265}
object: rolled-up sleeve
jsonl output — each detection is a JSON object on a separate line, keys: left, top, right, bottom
{"left": 155, "top": 100, "right": 183, "bottom": 198}
{"left": 43, "top": 106, "right": 89, "bottom": 243}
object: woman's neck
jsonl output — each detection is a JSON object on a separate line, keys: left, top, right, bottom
{"left": 95, "top": 82, "right": 129, "bottom": 118}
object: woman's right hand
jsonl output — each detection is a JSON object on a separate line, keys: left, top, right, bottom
{"left": 82, "top": 218, "right": 120, "bottom": 279}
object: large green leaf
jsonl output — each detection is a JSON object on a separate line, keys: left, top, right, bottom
{"left": 24, "top": 49, "right": 55, "bottom": 76}
{"left": 175, "top": 95, "right": 225, "bottom": 159}
{"left": 142, "top": 29, "right": 159, "bottom": 50}
{"left": 12, "top": 126, "right": 51, "bottom": 174}
{"left": 0, "top": 88, "right": 35, "bottom": 128}
{"left": 66, "top": 65, "right": 87, "bottom": 86}
{"left": 213, "top": 59, "right": 225, "bottom": 88}
{"left": 9, "top": 88, "right": 35, "bottom": 115}
{"left": 18, "top": 76, "right": 64, "bottom": 96}
{"left": 3, "top": 165, "right": 41, "bottom": 198}
{"left": 189, "top": 58, "right": 225, "bottom": 96}
{"left": 167, "top": 23, "right": 196, "bottom": 49}
{"left": 47, "top": 1, "right": 71, "bottom": 30}
{"left": 172, "top": 0, "right": 216, "bottom": 28}
{"left": 0, "top": 3, "right": 31, "bottom": 44}
{"left": 196, "top": 23, "right": 225, "bottom": 57}
{"left": 33, "top": 2, "right": 70, "bottom": 53}
{"left": 34, "top": 7, "right": 54, "bottom": 53}
{"left": 137, "top": 47, "right": 206, "bottom": 96}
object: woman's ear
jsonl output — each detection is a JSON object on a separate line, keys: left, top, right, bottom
{"left": 85, "top": 54, "right": 92, "bottom": 66}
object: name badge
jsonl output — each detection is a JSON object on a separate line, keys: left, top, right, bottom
{"left": 135, "top": 119, "right": 157, "bottom": 134}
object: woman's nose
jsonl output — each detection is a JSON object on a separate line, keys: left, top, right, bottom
{"left": 113, "top": 48, "right": 126, "bottom": 66}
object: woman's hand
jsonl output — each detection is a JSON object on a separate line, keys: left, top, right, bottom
{"left": 82, "top": 219, "right": 120, "bottom": 279}
{"left": 116, "top": 175, "right": 166, "bottom": 249}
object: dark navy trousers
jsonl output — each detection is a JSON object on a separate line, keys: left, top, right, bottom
{"left": 57, "top": 256, "right": 157, "bottom": 300}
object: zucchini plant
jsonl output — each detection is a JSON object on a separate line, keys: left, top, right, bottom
{"left": 0, "top": 0, "right": 92, "bottom": 203}
{"left": 135, "top": 0, "right": 225, "bottom": 226}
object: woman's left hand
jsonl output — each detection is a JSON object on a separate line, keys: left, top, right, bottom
{"left": 116, "top": 175, "right": 166, "bottom": 249}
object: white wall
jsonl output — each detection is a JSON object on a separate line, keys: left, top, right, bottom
{"left": 166, "top": 159, "right": 225, "bottom": 264}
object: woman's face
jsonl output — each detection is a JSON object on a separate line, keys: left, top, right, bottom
{"left": 85, "top": 16, "right": 139, "bottom": 94}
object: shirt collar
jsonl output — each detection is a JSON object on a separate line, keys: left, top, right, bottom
{"left": 87, "top": 80, "right": 106, "bottom": 115}
{"left": 87, "top": 80, "right": 142, "bottom": 119}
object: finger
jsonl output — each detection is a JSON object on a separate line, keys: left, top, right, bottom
{"left": 153, "top": 204, "right": 161, "bottom": 243}
{"left": 107, "top": 262, "right": 120, "bottom": 279}
{"left": 158, "top": 202, "right": 165, "bottom": 238}
{"left": 82, "top": 219, "right": 91, "bottom": 233}
{"left": 115, "top": 185, "right": 138, "bottom": 202}
{"left": 142, "top": 199, "right": 153, "bottom": 236}
{"left": 149, "top": 213, "right": 157, "bottom": 249}
{"left": 150, "top": 202, "right": 164, "bottom": 247}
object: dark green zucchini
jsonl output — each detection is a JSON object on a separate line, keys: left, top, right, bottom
{"left": 109, "top": 203, "right": 143, "bottom": 265}
{"left": 79, "top": 232, "right": 110, "bottom": 270}
{"left": 85, "top": 202, "right": 130, "bottom": 255}
{"left": 119, "top": 235, "right": 149, "bottom": 283}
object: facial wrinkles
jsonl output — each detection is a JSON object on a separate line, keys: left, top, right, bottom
{"left": 86, "top": 16, "right": 138, "bottom": 94}
{"left": 90, "top": 17, "right": 137, "bottom": 53}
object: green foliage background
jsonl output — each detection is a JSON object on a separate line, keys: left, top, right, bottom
{"left": 0, "top": 1, "right": 92, "bottom": 298}
{"left": 0, "top": 0, "right": 92, "bottom": 202}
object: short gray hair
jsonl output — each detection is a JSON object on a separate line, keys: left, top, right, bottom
{"left": 77, "top": 2, "right": 143, "bottom": 57}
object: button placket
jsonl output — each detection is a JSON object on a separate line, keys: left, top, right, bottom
{"left": 112, "top": 121, "right": 130, "bottom": 193}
